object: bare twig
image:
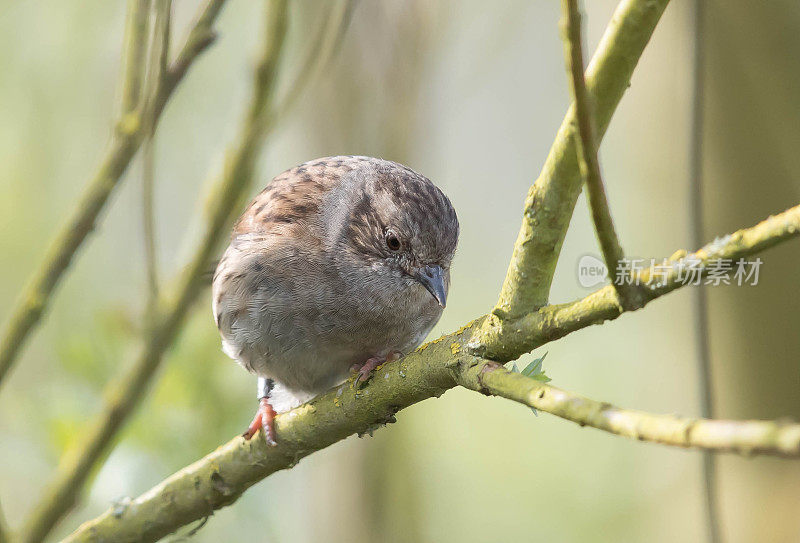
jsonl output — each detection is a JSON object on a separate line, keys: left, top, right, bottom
{"left": 460, "top": 363, "right": 800, "bottom": 457}
{"left": 62, "top": 202, "right": 800, "bottom": 543}
{"left": 0, "top": 0, "right": 229, "bottom": 391}
{"left": 490, "top": 0, "right": 670, "bottom": 322}
{"left": 17, "top": 3, "right": 289, "bottom": 542}
{"left": 142, "top": 138, "right": 159, "bottom": 313}
{"left": 0, "top": 506, "right": 9, "bottom": 543}
{"left": 561, "top": 0, "right": 641, "bottom": 310}
{"left": 142, "top": 0, "right": 173, "bottom": 318}
{"left": 120, "top": 0, "right": 152, "bottom": 114}
{"left": 271, "top": 0, "right": 358, "bottom": 123}
{"left": 688, "top": 2, "right": 720, "bottom": 542}
{"left": 476, "top": 204, "right": 800, "bottom": 361}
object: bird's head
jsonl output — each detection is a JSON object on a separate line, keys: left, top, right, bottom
{"left": 328, "top": 158, "right": 459, "bottom": 307}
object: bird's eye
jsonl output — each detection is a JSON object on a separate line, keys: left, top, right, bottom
{"left": 385, "top": 230, "right": 401, "bottom": 251}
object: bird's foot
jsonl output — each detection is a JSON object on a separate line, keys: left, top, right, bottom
{"left": 243, "top": 397, "right": 277, "bottom": 446}
{"left": 353, "top": 351, "right": 402, "bottom": 389}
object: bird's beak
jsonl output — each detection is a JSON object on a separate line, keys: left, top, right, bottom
{"left": 414, "top": 265, "right": 447, "bottom": 307}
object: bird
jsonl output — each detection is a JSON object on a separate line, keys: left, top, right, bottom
{"left": 212, "top": 156, "right": 459, "bottom": 445}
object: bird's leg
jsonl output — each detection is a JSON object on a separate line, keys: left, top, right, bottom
{"left": 244, "top": 398, "right": 276, "bottom": 445}
{"left": 243, "top": 377, "right": 277, "bottom": 446}
{"left": 353, "top": 351, "right": 402, "bottom": 389}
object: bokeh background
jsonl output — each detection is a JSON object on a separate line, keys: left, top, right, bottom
{"left": 1, "top": 1, "right": 799, "bottom": 541}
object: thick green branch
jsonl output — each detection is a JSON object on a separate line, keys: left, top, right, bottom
{"left": 17, "top": 3, "right": 288, "bottom": 542}
{"left": 0, "top": 0, "right": 228, "bottom": 391}
{"left": 492, "top": 0, "right": 669, "bottom": 319}
{"left": 62, "top": 204, "right": 800, "bottom": 543}
{"left": 61, "top": 331, "right": 463, "bottom": 543}
{"left": 459, "top": 362, "right": 800, "bottom": 457}
{"left": 561, "top": 0, "right": 641, "bottom": 310}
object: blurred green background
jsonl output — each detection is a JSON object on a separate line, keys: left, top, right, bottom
{"left": 1, "top": 1, "right": 799, "bottom": 541}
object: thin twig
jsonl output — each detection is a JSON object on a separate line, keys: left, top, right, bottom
{"left": 142, "top": 0, "right": 172, "bottom": 318}
{"left": 561, "top": 0, "right": 641, "bottom": 310}
{"left": 120, "top": 0, "right": 152, "bottom": 114}
{"left": 462, "top": 363, "right": 800, "bottom": 457}
{"left": 489, "top": 0, "right": 670, "bottom": 322}
{"left": 195, "top": 0, "right": 357, "bottom": 287}
{"left": 271, "top": 0, "right": 358, "bottom": 123}
{"left": 142, "top": 138, "right": 159, "bottom": 313}
{"left": 475, "top": 204, "right": 800, "bottom": 361}
{"left": 0, "top": 0, "right": 229, "bottom": 391}
{"left": 61, "top": 202, "right": 800, "bottom": 543}
{"left": 688, "top": 1, "right": 721, "bottom": 542}
{"left": 0, "top": 505, "right": 9, "bottom": 543}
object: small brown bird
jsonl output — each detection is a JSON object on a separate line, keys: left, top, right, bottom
{"left": 212, "top": 156, "right": 459, "bottom": 444}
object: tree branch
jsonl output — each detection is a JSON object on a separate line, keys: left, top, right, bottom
{"left": 62, "top": 203, "right": 800, "bottom": 543}
{"left": 120, "top": 0, "right": 151, "bottom": 115}
{"left": 17, "top": 3, "right": 289, "bottom": 542}
{"left": 686, "top": 2, "right": 719, "bottom": 541}
{"left": 0, "top": 0, "right": 229, "bottom": 391}
{"left": 561, "top": 0, "right": 642, "bottom": 310}
{"left": 459, "top": 362, "right": 800, "bottom": 457}
{"left": 270, "top": 0, "right": 357, "bottom": 124}
{"left": 0, "top": 505, "right": 9, "bottom": 543}
{"left": 142, "top": 131, "right": 160, "bottom": 317}
{"left": 491, "top": 0, "right": 669, "bottom": 321}
{"left": 475, "top": 203, "right": 800, "bottom": 361}
{"left": 141, "top": 0, "right": 172, "bottom": 318}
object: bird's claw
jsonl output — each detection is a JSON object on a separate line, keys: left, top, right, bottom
{"left": 354, "top": 363, "right": 376, "bottom": 390}
{"left": 243, "top": 397, "right": 277, "bottom": 446}
{"left": 353, "top": 352, "right": 402, "bottom": 390}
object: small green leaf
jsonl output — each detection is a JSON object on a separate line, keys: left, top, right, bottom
{"left": 516, "top": 351, "right": 551, "bottom": 388}
{"left": 521, "top": 352, "right": 548, "bottom": 377}
{"left": 510, "top": 353, "right": 551, "bottom": 413}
